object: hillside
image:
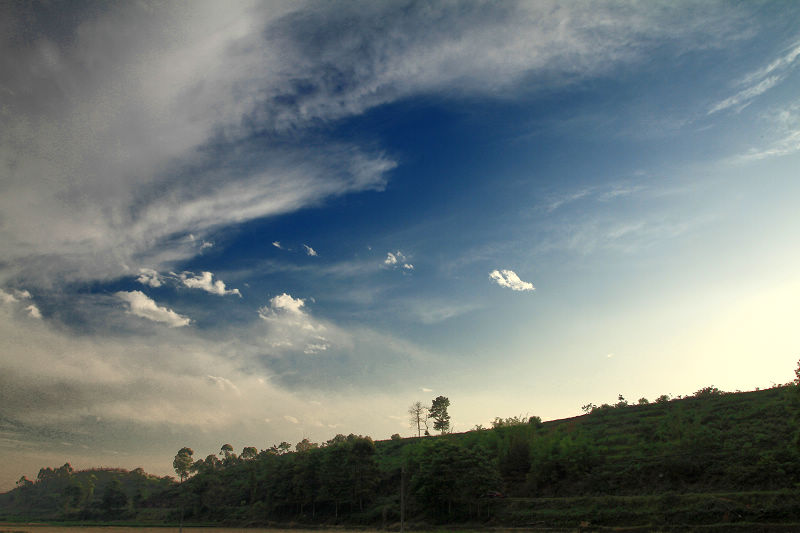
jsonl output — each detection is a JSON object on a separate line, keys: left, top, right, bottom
{"left": 2, "top": 386, "right": 799, "bottom": 530}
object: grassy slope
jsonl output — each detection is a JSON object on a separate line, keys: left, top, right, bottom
{"left": 2, "top": 386, "right": 798, "bottom": 530}
{"left": 437, "top": 387, "right": 800, "bottom": 529}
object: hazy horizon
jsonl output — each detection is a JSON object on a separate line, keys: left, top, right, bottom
{"left": 2, "top": 0, "right": 800, "bottom": 491}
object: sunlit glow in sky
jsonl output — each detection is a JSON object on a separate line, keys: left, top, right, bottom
{"left": 2, "top": 0, "right": 800, "bottom": 490}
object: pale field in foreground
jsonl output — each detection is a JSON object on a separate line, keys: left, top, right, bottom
{"left": 1, "top": 527, "right": 385, "bottom": 533}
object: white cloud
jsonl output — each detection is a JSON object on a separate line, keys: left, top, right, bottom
{"left": 385, "top": 251, "right": 414, "bottom": 270}
{"left": 206, "top": 375, "right": 241, "bottom": 396}
{"left": 284, "top": 415, "right": 299, "bottom": 424}
{"left": 489, "top": 269, "right": 535, "bottom": 292}
{"left": 736, "top": 100, "right": 800, "bottom": 161}
{"left": 272, "top": 241, "right": 283, "bottom": 249}
{"left": 0, "top": 2, "right": 749, "bottom": 288}
{"left": 0, "top": 289, "right": 18, "bottom": 305}
{"left": 179, "top": 271, "right": 241, "bottom": 297}
{"left": 303, "top": 244, "right": 318, "bottom": 256}
{"left": 304, "top": 342, "right": 330, "bottom": 354}
{"left": 0, "top": 288, "right": 41, "bottom": 319}
{"left": 136, "top": 268, "right": 163, "bottom": 288}
{"left": 0, "top": 283, "right": 443, "bottom": 489}
{"left": 115, "top": 290, "right": 191, "bottom": 327}
{"left": 421, "top": 387, "right": 432, "bottom": 392}
{"left": 708, "top": 75, "right": 780, "bottom": 115}
{"left": 709, "top": 42, "right": 800, "bottom": 115}
{"left": 260, "top": 293, "right": 307, "bottom": 318}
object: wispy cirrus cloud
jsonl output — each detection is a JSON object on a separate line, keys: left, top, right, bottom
{"left": 736, "top": 100, "right": 800, "bottom": 161}
{"left": 709, "top": 41, "right": 800, "bottom": 115}
{"left": 0, "top": 1, "right": 750, "bottom": 287}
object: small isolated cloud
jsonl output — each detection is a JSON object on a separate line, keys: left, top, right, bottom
{"left": 259, "top": 293, "right": 307, "bottom": 318}
{"left": 0, "top": 289, "right": 19, "bottom": 304}
{"left": 272, "top": 241, "right": 283, "bottom": 249}
{"left": 284, "top": 415, "right": 299, "bottom": 424}
{"left": 115, "top": 290, "right": 191, "bottom": 327}
{"left": 303, "top": 244, "right": 318, "bottom": 256}
{"left": 136, "top": 268, "right": 163, "bottom": 288}
{"left": 200, "top": 241, "right": 214, "bottom": 250}
{"left": 0, "top": 288, "right": 34, "bottom": 305}
{"left": 180, "top": 271, "right": 241, "bottom": 297}
{"left": 385, "top": 251, "right": 414, "bottom": 270}
{"left": 421, "top": 387, "right": 432, "bottom": 392}
{"left": 1, "top": 288, "right": 41, "bottom": 318}
{"left": 303, "top": 341, "right": 330, "bottom": 354}
{"left": 607, "top": 353, "right": 615, "bottom": 358}
{"left": 489, "top": 269, "right": 535, "bottom": 291}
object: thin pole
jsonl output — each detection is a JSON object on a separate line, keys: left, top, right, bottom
{"left": 400, "top": 463, "right": 405, "bottom": 533}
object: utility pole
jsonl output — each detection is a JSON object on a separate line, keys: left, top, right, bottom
{"left": 400, "top": 463, "right": 405, "bottom": 533}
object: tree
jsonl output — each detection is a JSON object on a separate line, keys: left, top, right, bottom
{"left": 101, "top": 478, "right": 128, "bottom": 512}
{"left": 173, "top": 447, "right": 194, "bottom": 483}
{"left": 429, "top": 396, "right": 451, "bottom": 434}
{"left": 347, "top": 437, "right": 378, "bottom": 511}
{"left": 241, "top": 446, "right": 258, "bottom": 460}
{"left": 795, "top": 358, "right": 800, "bottom": 385}
{"left": 220, "top": 443, "right": 234, "bottom": 458}
{"left": 269, "top": 441, "right": 292, "bottom": 455}
{"left": 408, "top": 401, "right": 429, "bottom": 437}
{"left": 295, "top": 438, "right": 318, "bottom": 453}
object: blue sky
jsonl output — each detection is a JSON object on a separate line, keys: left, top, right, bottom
{"left": 2, "top": 0, "right": 800, "bottom": 489}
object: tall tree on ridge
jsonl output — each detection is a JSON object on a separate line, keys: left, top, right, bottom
{"left": 408, "top": 401, "right": 429, "bottom": 437}
{"left": 430, "top": 396, "right": 451, "bottom": 434}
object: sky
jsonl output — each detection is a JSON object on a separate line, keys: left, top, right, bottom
{"left": 1, "top": 0, "right": 800, "bottom": 491}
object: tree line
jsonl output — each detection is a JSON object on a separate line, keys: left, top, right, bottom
{"left": 6, "top": 380, "right": 800, "bottom": 526}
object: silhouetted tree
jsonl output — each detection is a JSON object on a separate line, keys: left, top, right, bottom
{"left": 409, "top": 401, "right": 429, "bottom": 437}
{"left": 430, "top": 396, "right": 451, "bottom": 434}
{"left": 173, "top": 447, "right": 194, "bottom": 483}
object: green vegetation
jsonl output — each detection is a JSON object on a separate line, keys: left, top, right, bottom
{"left": 0, "top": 465, "right": 172, "bottom": 522}
{"left": 3, "top": 385, "right": 800, "bottom": 530}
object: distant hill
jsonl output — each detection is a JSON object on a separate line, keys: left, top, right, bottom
{"left": 2, "top": 385, "right": 799, "bottom": 529}
{"left": 0, "top": 464, "right": 173, "bottom": 521}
